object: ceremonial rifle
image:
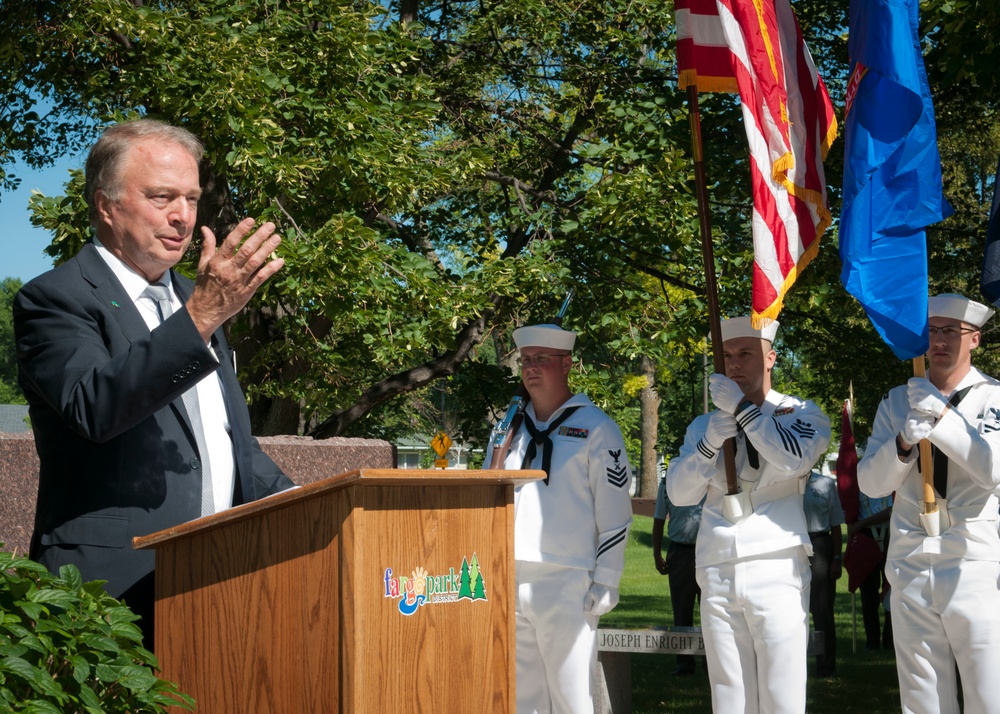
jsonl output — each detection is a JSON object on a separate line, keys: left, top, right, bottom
{"left": 488, "top": 289, "right": 574, "bottom": 470}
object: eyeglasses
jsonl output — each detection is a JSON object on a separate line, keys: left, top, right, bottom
{"left": 928, "top": 325, "right": 978, "bottom": 338}
{"left": 517, "top": 352, "right": 571, "bottom": 368}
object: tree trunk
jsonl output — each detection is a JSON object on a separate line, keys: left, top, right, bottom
{"left": 638, "top": 354, "right": 660, "bottom": 499}
{"left": 399, "top": 0, "right": 419, "bottom": 24}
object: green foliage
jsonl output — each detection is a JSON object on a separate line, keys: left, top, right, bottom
{"left": 29, "top": 170, "right": 90, "bottom": 266}
{"left": 0, "top": 550, "right": 194, "bottom": 712}
{"left": 0, "top": 0, "right": 96, "bottom": 198}
{"left": 0, "top": 277, "right": 26, "bottom": 404}
{"left": 0, "top": 0, "right": 702, "bottom": 451}
{"left": 2, "top": 0, "right": 1000, "bottom": 466}
{"left": 922, "top": 0, "right": 1000, "bottom": 103}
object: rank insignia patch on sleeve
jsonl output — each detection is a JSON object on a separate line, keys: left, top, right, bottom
{"left": 790, "top": 419, "right": 817, "bottom": 439}
{"left": 606, "top": 449, "right": 628, "bottom": 488}
{"left": 984, "top": 407, "right": 1000, "bottom": 433}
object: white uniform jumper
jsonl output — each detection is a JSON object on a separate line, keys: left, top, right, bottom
{"left": 488, "top": 393, "right": 633, "bottom": 714}
{"left": 858, "top": 367, "right": 1000, "bottom": 714}
{"left": 668, "top": 389, "right": 830, "bottom": 714}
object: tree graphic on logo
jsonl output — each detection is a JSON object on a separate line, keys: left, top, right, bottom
{"left": 470, "top": 553, "right": 486, "bottom": 600}
{"left": 458, "top": 554, "right": 487, "bottom": 601}
{"left": 458, "top": 557, "right": 473, "bottom": 599}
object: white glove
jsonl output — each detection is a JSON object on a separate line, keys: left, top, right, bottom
{"left": 901, "top": 409, "right": 935, "bottom": 446}
{"left": 709, "top": 373, "right": 746, "bottom": 414}
{"left": 907, "top": 378, "right": 948, "bottom": 418}
{"left": 585, "top": 583, "right": 619, "bottom": 616}
{"left": 704, "top": 411, "right": 738, "bottom": 450}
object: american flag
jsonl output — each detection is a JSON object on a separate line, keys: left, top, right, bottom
{"left": 676, "top": 0, "right": 837, "bottom": 327}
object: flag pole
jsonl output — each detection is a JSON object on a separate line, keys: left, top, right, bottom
{"left": 688, "top": 85, "right": 739, "bottom": 496}
{"left": 851, "top": 592, "right": 857, "bottom": 654}
{"left": 912, "top": 356, "right": 938, "bottom": 519}
{"left": 847, "top": 382, "right": 857, "bottom": 654}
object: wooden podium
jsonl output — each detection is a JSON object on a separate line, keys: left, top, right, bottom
{"left": 133, "top": 468, "right": 543, "bottom": 713}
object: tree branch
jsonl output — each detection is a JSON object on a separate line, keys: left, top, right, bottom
{"left": 366, "top": 204, "right": 449, "bottom": 276}
{"left": 308, "top": 295, "right": 503, "bottom": 438}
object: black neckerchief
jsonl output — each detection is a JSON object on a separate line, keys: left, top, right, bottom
{"left": 521, "top": 406, "right": 580, "bottom": 484}
{"left": 738, "top": 427, "right": 761, "bottom": 470}
{"left": 734, "top": 399, "right": 761, "bottom": 470}
{"left": 927, "top": 385, "right": 974, "bottom": 498}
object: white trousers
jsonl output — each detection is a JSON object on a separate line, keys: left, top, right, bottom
{"left": 697, "top": 547, "right": 810, "bottom": 714}
{"left": 889, "top": 554, "right": 1000, "bottom": 714}
{"left": 515, "top": 561, "right": 597, "bottom": 714}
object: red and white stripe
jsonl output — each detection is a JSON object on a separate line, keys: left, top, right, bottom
{"left": 676, "top": 0, "right": 738, "bottom": 92}
{"left": 677, "top": 0, "right": 837, "bottom": 326}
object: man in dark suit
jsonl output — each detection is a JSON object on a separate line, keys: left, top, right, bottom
{"left": 14, "top": 119, "right": 296, "bottom": 647}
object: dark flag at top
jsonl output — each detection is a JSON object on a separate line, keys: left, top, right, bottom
{"left": 980, "top": 155, "right": 1000, "bottom": 307}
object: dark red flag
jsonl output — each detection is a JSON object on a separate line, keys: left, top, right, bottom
{"left": 836, "top": 397, "right": 883, "bottom": 591}
{"left": 835, "top": 399, "right": 860, "bottom": 523}
{"left": 844, "top": 530, "right": 882, "bottom": 593}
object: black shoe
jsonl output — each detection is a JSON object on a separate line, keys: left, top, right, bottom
{"left": 671, "top": 667, "right": 696, "bottom": 677}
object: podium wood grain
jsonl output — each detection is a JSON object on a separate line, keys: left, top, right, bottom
{"left": 135, "top": 469, "right": 542, "bottom": 713}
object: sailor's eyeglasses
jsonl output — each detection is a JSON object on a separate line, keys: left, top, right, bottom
{"left": 928, "top": 325, "right": 977, "bottom": 338}
{"left": 517, "top": 353, "right": 571, "bottom": 368}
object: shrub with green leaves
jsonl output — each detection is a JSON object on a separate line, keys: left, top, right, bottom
{"left": 0, "top": 549, "right": 194, "bottom": 713}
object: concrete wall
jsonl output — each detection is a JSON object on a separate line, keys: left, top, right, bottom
{"left": 0, "top": 432, "right": 395, "bottom": 557}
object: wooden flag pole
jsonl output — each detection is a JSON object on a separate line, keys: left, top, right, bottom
{"left": 688, "top": 84, "right": 739, "bottom": 496}
{"left": 912, "top": 356, "right": 937, "bottom": 515}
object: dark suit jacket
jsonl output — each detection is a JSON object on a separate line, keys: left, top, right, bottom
{"left": 14, "top": 242, "right": 294, "bottom": 600}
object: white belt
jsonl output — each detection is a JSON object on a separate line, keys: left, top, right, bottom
{"left": 749, "top": 477, "right": 806, "bottom": 509}
{"left": 715, "top": 476, "right": 806, "bottom": 523}
{"left": 895, "top": 495, "right": 999, "bottom": 534}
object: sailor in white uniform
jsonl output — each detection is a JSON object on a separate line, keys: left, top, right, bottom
{"left": 486, "top": 323, "right": 633, "bottom": 714}
{"left": 858, "top": 293, "right": 1000, "bottom": 714}
{"left": 668, "top": 317, "right": 830, "bottom": 714}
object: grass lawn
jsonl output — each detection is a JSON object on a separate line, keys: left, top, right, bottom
{"left": 601, "top": 515, "right": 901, "bottom": 713}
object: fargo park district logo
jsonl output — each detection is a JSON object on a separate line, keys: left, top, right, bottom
{"left": 383, "top": 553, "right": 487, "bottom": 616}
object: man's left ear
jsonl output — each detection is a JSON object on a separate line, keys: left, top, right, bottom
{"left": 971, "top": 330, "right": 982, "bottom": 350}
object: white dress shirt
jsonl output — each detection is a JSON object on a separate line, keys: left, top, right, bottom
{"left": 94, "top": 239, "right": 235, "bottom": 512}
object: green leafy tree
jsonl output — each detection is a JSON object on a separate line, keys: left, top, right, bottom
{"left": 0, "top": 277, "right": 26, "bottom": 404}
{"left": 0, "top": 0, "right": 698, "bottom": 457}
{"left": 2, "top": 0, "right": 999, "bottom": 465}
{"left": 923, "top": 0, "right": 1000, "bottom": 104}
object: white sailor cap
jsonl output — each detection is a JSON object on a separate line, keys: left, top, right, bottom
{"left": 513, "top": 323, "right": 577, "bottom": 351}
{"left": 928, "top": 293, "right": 995, "bottom": 328}
{"left": 720, "top": 316, "right": 779, "bottom": 343}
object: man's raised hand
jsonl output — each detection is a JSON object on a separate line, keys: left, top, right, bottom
{"left": 187, "top": 218, "right": 285, "bottom": 341}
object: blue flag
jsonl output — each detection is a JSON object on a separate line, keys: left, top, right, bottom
{"left": 839, "top": 0, "right": 951, "bottom": 360}
{"left": 980, "top": 156, "right": 1000, "bottom": 307}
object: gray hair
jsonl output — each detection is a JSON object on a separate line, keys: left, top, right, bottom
{"left": 85, "top": 119, "right": 204, "bottom": 230}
